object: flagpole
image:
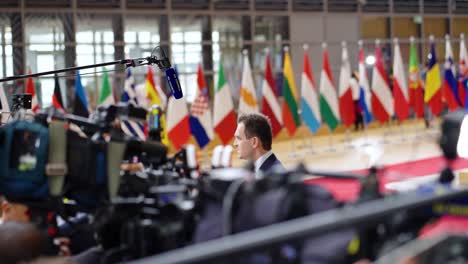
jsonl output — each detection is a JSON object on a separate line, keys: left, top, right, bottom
{"left": 203, "top": 148, "right": 209, "bottom": 170}
{"left": 399, "top": 120, "right": 407, "bottom": 142}
{"left": 327, "top": 127, "right": 336, "bottom": 152}
{"left": 345, "top": 128, "right": 353, "bottom": 149}
{"left": 305, "top": 128, "right": 317, "bottom": 155}
{"left": 381, "top": 122, "right": 391, "bottom": 144}
{"left": 288, "top": 137, "right": 302, "bottom": 159}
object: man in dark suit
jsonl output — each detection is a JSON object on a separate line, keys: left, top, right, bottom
{"left": 234, "top": 113, "right": 284, "bottom": 176}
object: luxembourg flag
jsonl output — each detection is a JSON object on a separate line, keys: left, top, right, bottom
{"left": 392, "top": 38, "right": 410, "bottom": 121}
{"left": 300, "top": 45, "right": 321, "bottom": 134}
{"left": 338, "top": 41, "right": 356, "bottom": 127}
{"left": 371, "top": 40, "right": 393, "bottom": 123}
{"left": 167, "top": 95, "right": 191, "bottom": 150}
{"left": 358, "top": 41, "right": 372, "bottom": 124}
{"left": 189, "top": 63, "right": 214, "bottom": 149}
{"left": 443, "top": 35, "right": 461, "bottom": 111}
{"left": 459, "top": 33, "right": 468, "bottom": 109}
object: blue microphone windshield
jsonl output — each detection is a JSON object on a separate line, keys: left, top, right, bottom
{"left": 165, "top": 67, "right": 183, "bottom": 99}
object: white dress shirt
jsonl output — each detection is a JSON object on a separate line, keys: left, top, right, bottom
{"left": 254, "top": 151, "right": 273, "bottom": 178}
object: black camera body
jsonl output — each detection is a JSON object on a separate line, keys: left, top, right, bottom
{"left": 0, "top": 119, "right": 49, "bottom": 201}
{"left": 11, "top": 93, "right": 32, "bottom": 111}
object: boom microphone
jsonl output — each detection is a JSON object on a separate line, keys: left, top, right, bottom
{"left": 151, "top": 47, "right": 184, "bottom": 99}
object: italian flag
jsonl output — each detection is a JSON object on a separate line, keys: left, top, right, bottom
{"left": 214, "top": 59, "right": 237, "bottom": 145}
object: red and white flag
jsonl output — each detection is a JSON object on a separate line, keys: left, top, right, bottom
{"left": 261, "top": 51, "right": 282, "bottom": 137}
{"left": 392, "top": 39, "right": 410, "bottom": 121}
{"left": 371, "top": 41, "right": 394, "bottom": 123}
{"left": 166, "top": 95, "right": 190, "bottom": 150}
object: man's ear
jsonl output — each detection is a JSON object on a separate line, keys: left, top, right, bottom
{"left": 251, "top": 136, "right": 259, "bottom": 149}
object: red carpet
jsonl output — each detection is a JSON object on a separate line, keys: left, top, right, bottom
{"left": 305, "top": 156, "right": 468, "bottom": 202}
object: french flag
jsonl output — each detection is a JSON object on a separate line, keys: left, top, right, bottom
{"left": 189, "top": 63, "right": 214, "bottom": 149}
{"left": 358, "top": 43, "right": 372, "bottom": 124}
{"left": 443, "top": 35, "right": 461, "bottom": 111}
{"left": 167, "top": 95, "right": 190, "bottom": 150}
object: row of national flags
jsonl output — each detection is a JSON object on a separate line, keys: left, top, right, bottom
{"left": 5, "top": 34, "right": 468, "bottom": 150}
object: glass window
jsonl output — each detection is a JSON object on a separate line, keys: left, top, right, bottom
{"left": 0, "top": 16, "right": 13, "bottom": 79}
{"left": 25, "top": 14, "right": 65, "bottom": 107}
{"left": 171, "top": 15, "right": 202, "bottom": 102}
{"left": 76, "top": 14, "right": 114, "bottom": 111}
{"left": 124, "top": 15, "right": 160, "bottom": 84}
{"left": 212, "top": 16, "right": 243, "bottom": 102}
{"left": 254, "top": 16, "right": 288, "bottom": 94}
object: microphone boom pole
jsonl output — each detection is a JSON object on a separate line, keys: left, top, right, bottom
{"left": 0, "top": 46, "right": 184, "bottom": 99}
{"left": 0, "top": 59, "right": 139, "bottom": 83}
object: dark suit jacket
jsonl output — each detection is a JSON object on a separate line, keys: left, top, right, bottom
{"left": 258, "top": 153, "right": 284, "bottom": 173}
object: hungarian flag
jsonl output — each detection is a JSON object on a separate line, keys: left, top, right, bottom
{"left": 25, "top": 70, "right": 39, "bottom": 113}
{"left": 409, "top": 37, "right": 425, "bottom": 118}
{"left": 319, "top": 44, "right": 340, "bottom": 131}
{"left": 238, "top": 50, "right": 258, "bottom": 115}
{"left": 98, "top": 68, "right": 114, "bottom": 107}
{"left": 166, "top": 95, "right": 190, "bottom": 150}
{"left": 282, "top": 47, "right": 301, "bottom": 136}
{"left": 442, "top": 35, "right": 461, "bottom": 111}
{"left": 459, "top": 33, "right": 468, "bottom": 109}
{"left": 72, "top": 71, "right": 89, "bottom": 118}
{"left": 424, "top": 37, "right": 443, "bottom": 116}
{"left": 338, "top": 42, "right": 355, "bottom": 127}
{"left": 189, "top": 63, "right": 214, "bottom": 149}
{"left": 393, "top": 39, "right": 410, "bottom": 121}
{"left": 261, "top": 52, "right": 282, "bottom": 137}
{"left": 358, "top": 44, "right": 372, "bottom": 124}
{"left": 213, "top": 59, "right": 236, "bottom": 145}
{"left": 301, "top": 46, "right": 321, "bottom": 134}
{"left": 371, "top": 43, "right": 393, "bottom": 123}
{"left": 52, "top": 74, "right": 65, "bottom": 111}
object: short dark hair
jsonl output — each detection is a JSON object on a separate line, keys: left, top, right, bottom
{"left": 0, "top": 221, "right": 47, "bottom": 263}
{"left": 238, "top": 113, "right": 273, "bottom": 151}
